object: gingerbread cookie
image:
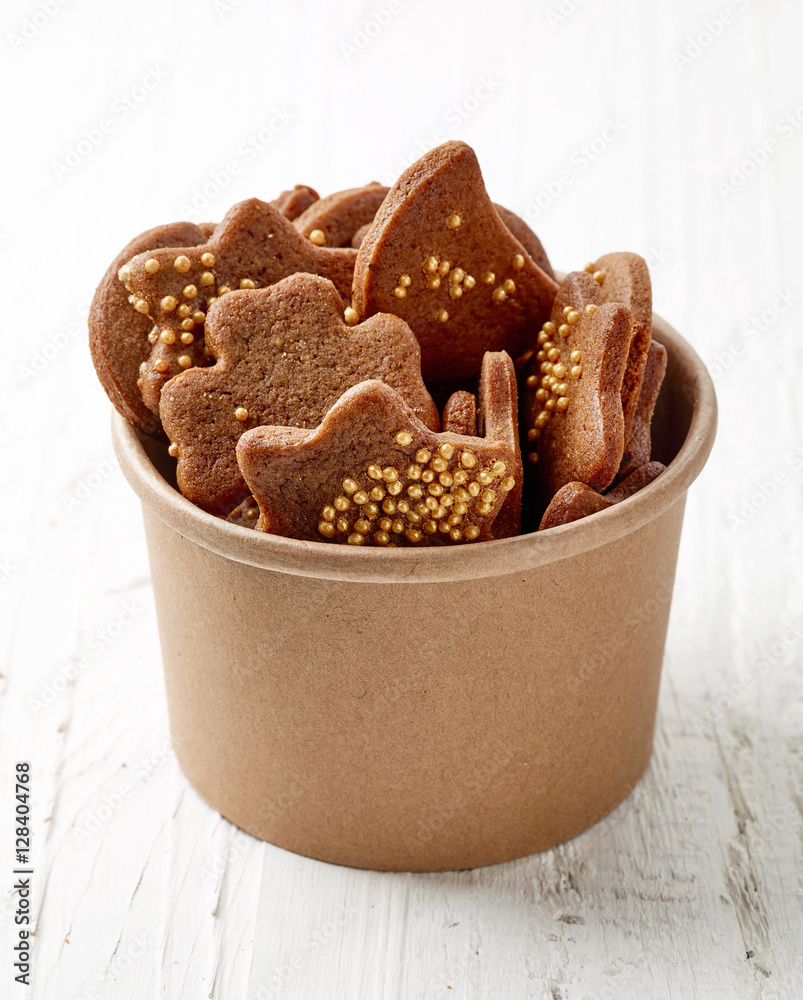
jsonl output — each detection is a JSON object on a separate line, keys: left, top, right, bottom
{"left": 616, "top": 339, "right": 667, "bottom": 482}
{"left": 294, "top": 183, "right": 389, "bottom": 247}
{"left": 237, "top": 354, "right": 521, "bottom": 545}
{"left": 89, "top": 221, "right": 208, "bottom": 436}
{"left": 352, "top": 141, "right": 558, "bottom": 380}
{"left": 522, "top": 271, "right": 633, "bottom": 496}
{"left": 271, "top": 184, "right": 320, "bottom": 220}
{"left": 160, "top": 274, "right": 438, "bottom": 516}
{"left": 351, "top": 223, "right": 371, "bottom": 249}
{"left": 539, "top": 461, "right": 666, "bottom": 530}
{"left": 493, "top": 204, "right": 554, "bottom": 279}
{"left": 226, "top": 495, "right": 260, "bottom": 528}
{"left": 589, "top": 253, "right": 652, "bottom": 440}
{"left": 120, "top": 198, "right": 358, "bottom": 414}
{"left": 442, "top": 391, "right": 476, "bottom": 436}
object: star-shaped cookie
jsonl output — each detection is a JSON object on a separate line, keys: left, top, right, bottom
{"left": 160, "top": 274, "right": 439, "bottom": 517}
{"left": 539, "top": 461, "right": 666, "bottom": 530}
{"left": 293, "top": 182, "right": 389, "bottom": 247}
{"left": 522, "top": 271, "right": 633, "bottom": 497}
{"left": 352, "top": 140, "right": 558, "bottom": 380}
{"left": 120, "top": 197, "right": 357, "bottom": 413}
{"left": 236, "top": 352, "right": 522, "bottom": 545}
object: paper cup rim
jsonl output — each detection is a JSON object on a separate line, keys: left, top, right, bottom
{"left": 113, "top": 311, "right": 717, "bottom": 585}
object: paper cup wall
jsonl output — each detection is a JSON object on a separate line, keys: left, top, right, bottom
{"left": 113, "top": 312, "right": 716, "bottom": 872}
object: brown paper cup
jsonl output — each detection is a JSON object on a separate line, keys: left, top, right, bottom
{"left": 113, "top": 312, "right": 716, "bottom": 872}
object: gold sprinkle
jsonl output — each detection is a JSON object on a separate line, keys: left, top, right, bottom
{"left": 528, "top": 452, "right": 539, "bottom": 465}
{"left": 160, "top": 329, "right": 176, "bottom": 345}
{"left": 492, "top": 287, "right": 507, "bottom": 303}
{"left": 555, "top": 382, "right": 568, "bottom": 396}
{"left": 382, "top": 498, "right": 396, "bottom": 515}
{"left": 245, "top": 508, "right": 258, "bottom": 521}
{"left": 382, "top": 467, "right": 399, "bottom": 482}
{"left": 594, "top": 270, "right": 606, "bottom": 284}
{"left": 354, "top": 519, "right": 370, "bottom": 534}
{"left": 144, "top": 258, "right": 160, "bottom": 274}
{"left": 218, "top": 286, "right": 231, "bottom": 295}
{"left": 439, "top": 472, "right": 453, "bottom": 487}
{"left": 526, "top": 374, "right": 539, "bottom": 388}
{"left": 544, "top": 321, "right": 556, "bottom": 334}
{"left": 571, "top": 365, "right": 583, "bottom": 378}
{"left": 483, "top": 271, "right": 495, "bottom": 285}
{"left": 545, "top": 398, "right": 556, "bottom": 412}
{"left": 367, "top": 464, "right": 383, "bottom": 480}
{"left": 427, "top": 276, "right": 442, "bottom": 290}
{"left": 547, "top": 348, "right": 560, "bottom": 362}
{"left": 570, "top": 350, "right": 583, "bottom": 363}
{"left": 193, "top": 311, "right": 206, "bottom": 324}
{"left": 463, "top": 274, "right": 476, "bottom": 290}
{"left": 553, "top": 363, "right": 567, "bottom": 379}
{"left": 397, "top": 500, "right": 410, "bottom": 514}
{"left": 118, "top": 266, "right": 131, "bottom": 284}
{"left": 464, "top": 525, "right": 480, "bottom": 540}
{"left": 563, "top": 305, "right": 572, "bottom": 316}
{"left": 154, "top": 359, "right": 169, "bottom": 373}
{"left": 415, "top": 448, "right": 431, "bottom": 464}
{"left": 438, "top": 260, "right": 451, "bottom": 276}
{"left": 558, "top": 324, "right": 571, "bottom": 338}
{"left": 374, "top": 530, "right": 390, "bottom": 546}
{"left": 178, "top": 304, "right": 192, "bottom": 318}
{"left": 318, "top": 521, "right": 336, "bottom": 538}
{"left": 180, "top": 319, "right": 195, "bottom": 332}
{"left": 391, "top": 520, "right": 405, "bottom": 534}
{"left": 344, "top": 306, "right": 359, "bottom": 326}
{"left": 168, "top": 443, "right": 179, "bottom": 457}
{"left": 201, "top": 252, "right": 215, "bottom": 266}
{"left": 399, "top": 274, "right": 411, "bottom": 288}
{"left": 406, "top": 528, "right": 422, "bottom": 543}
{"left": 477, "top": 502, "right": 493, "bottom": 516}
{"left": 407, "top": 465, "right": 422, "bottom": 481}
{"left": 586, "top": 303, "right": 597, "bottom": 315}
{"left": 537, "top": 331, "right": 549, "bottom": 346}
{"left": 423, "top": 519, "right": 438, "bottom": 533}
{"left": 450, "top": 268, "right": 465, "bottom": 285}
{"left": 177, "top": 355, "right": 192, "bottom": 369}
{"left": 134, "top": 299, "right": 149, "bottom": 314}
{"left": 240, "top": 278, "right": 256, "bottom": 290}
{"left": 174, "top": 255, "right": 191, "bottom": 273}
{"left": 183, "top": 284, "right": 197, "bottom": 299}
{"left": 453, "top": 471, "right": 468, "bottom": 486}
{"left": 393, "top": 286, "right": 407, "bottom": 299}
{"left": 535, "top": 388, "right": 548, "bottom": 402}
{"left": 481, "top": 488, "right": 497, "bottom": 503}
{"left": 309, "top": 229, "right": 326, "bottom": 246}
{"left": 500, "top": 476, "right": 515, "bottom": 491}
{"left": 322, "top": 506, "right": 336, "bottom": 521}
{"left": 503, "top": 279, "right": 516, "bottom": 293}
{"left": 422, "top": 256, "right": 439, "bottom": 274}
{"left": 235, "top": 407, "right": 248, "bottom": 421}
{"left": 557, "top": 397, "right": 569, "bottom": 411}
{"left": 347, "top": 533, "right": 364, "bottom": 545}
{"left": 201, "top": 271, "right": 215, "bottom": 286}
{"left": 395, "top": 430, "right": 413, "bottom": 446}
{"left": 477, "top": 469, "right": 493, "bottom": 485}
{"left": 534, "top": 410, "right": 550, "bottom": 428}
{"left": 421, "top": 469, "right": 435, "bottom": 483}
{"left": 370, "top": 487, "right": 385, "bottom": 501}
{"left": 492, "top": 461, "right": 506, "bottom": 475}
{"left": 437, "top": 308, "right": 449, "bottom": 322}
{"left": 449, "top": 285, "right": 463, "bottom": 300}
{"left": 431, "top": 457, "right": 448, "bottom": 473}
{"left": 460, "top": 451, "right": 477, "bottom": 468}
{"left": 447, "top": 213, "right": 461, "bottom": 228}
{"left": 386, "top": 482, "right": 403, "bottom": 496}
{"left": 439, "top": 442, "right": 454, "bottom": 459}
{"left": 353, "top": 491, "right": 369, "bottom": 505}
{"left": 467, "top": 482, "right": 481, "bottom": 498}
{"left": 584, "top": 262, "right": 595, "bottom": 274}
{"left": 334, "top": 496, "right": 350, "bottom": 511}
{"left": 407, "top": 484, "right": 424, "bottom": 499}
{"left": 527, "top": 428, "right": 540, "bottom": 442}
{"left": 567, "top": 310, "right": 581, "bottom": 326}
{"left": 343, "top": 479, "right": 359, "bottom": 494}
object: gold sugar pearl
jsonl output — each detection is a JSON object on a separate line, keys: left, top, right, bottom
{"left": 353, "top": 491, "right": 369, "bottom": 505}
{"left": 535, "top": 388, "right": 548, "bottom": 402}
{"left": 134, "top": 299, "right": 149, "bottom": 314}
{"left": 528, "top": 452, "right": 539, "bottom": 465}
{"left": 201, "top": 272, "right": 215, "bottom": 286}
{"left": 431, "top": 457, "right": 448, "bottom": 472}
{"left": 144, "top": 258, "right": 160, "bottom": 274}
{"left": 477, "top": 502, "right": 493, "bottom": 516}
{"left": 421, "top": 469, "right": 435, "bottom": 483}
{"left": 387, "top": 481, "right": 403, "bottom": 496}
{"left": 427, "top": 276, "right": 442, "bottom": 290}
{"left": 558, "top": 324, "right": 571, "bottom": 338}
{"left": 438, "top": 260, "right": 451, "bottom": 276}
{"left": 322, "top": 506, "right": 336, "bottom": 521}
{"left": 503, "top": 279, "right": 516, "bottom": 293}
{"left": 467, "top": 482, "right": 481, "bottom": 497}
{"left": 374, "top": 530, "right": 390, "bottom": 546}
{"left": 193, "top": 311, "right": 206, "bottom": 324}
{"left": 160, "top": 329, "right": 176, "bottom": 345}
{"left": 571, "top": 365, "right": 583, "bottom": 378}
{"left": 318, "top": 521, "right": 336, "bottom": 538}
{"left": 181, "top": 319, "right": 195, "bottom": 332}
{"left": 492, "top": 461, "right": 506, "bottom": 475}
{"left": 534, "top": 411, "right": 551, "bottom": 428}
{"left": 567, "top": 310, "right": 581, "bottom": 326}
{"left": 584, "top": 262, "right": 595, "bottom": 274}
{"left": 483, "top": 271, "right": 495, "bottom": 284}
{"left": 168, "top": 443, "right": 179, "bottom": 457}
{"left": 537, "top": 331, "right": 549, "bottom": 346}
{"left": 544, "top": 321, "right": 556, "bottom": 334}
{"left": 392, "top": 520, "right": 405, "bottom": 534}
{"left": 449, "top": 285, "right": 463, "bottom": 300}
{"left": 437, "top": 308, "right": 449, "bottom": 322}
{"left": 500, "top": 476, "right": 515, "bottom": 491}
{"left": 553, "top": 363, "right": 567, "bottom": 379}
{"left": 453, "top": 471, "right": 468, "bottom": 485}
{"left": 393, "top": 286, "right": 407, "bottom": 299}
{"left": 407, "top": 465, "right": 422, "bottom": 480}
{"left": 183, "top": 284, "right": 197, "bottom": 299}
{"left": 423, "top": 256, "right": 439, "bottom": 274}
{"left": 218, "top": 286, "right": 231, "bottom": 295}
{"left": 438, "top": 443, "right": 454, "bottom": 460}
{"left": 395, "top": 430, "right": 413, "bottom": 446}
{"left": 399, "top": 274, "right": 411, "bottom": 288}
{"left": 361, "top": 501, "right": 376, "bottom": 518}
{"left": 367, "top": 464, "right": 383, "bottom": 480}
{"left": 177, "top": 355, "right": 193, "bottom": 369}
{"left": 334, "top": 517, "right": 348, "bottom": 532}
{"left": 449, "top": 528, "right": 463, "bottom": 542}
{"left": 482, "top": 488, "right": 497, "bottom": 503}
{"left": 370, "top": 486, "right": 385, "bottom": 501}
{"left": 594, "top": 270, "right": 606, "bottom": 284}
{"left": 343, "top": 479, "right": 359, "bottom": 494}
{"left": 174, "top": 255, "right": 191, "bottom": 273}
{"left": 563, "top": 305, "right": 572, "bottom": 316}
{"left": 415, "top": 448, "right": 431, "bottom": 464}
{"left": 547, "top": 348, "right": 561, "bottom": 362}
{"left": 148, "top": 329, "right": 158, "bottom": 344}
{"left": 450, "top": 268, "right": 465, "bottom": 285}
{"left": 382, "top": 467, "right": 398, "bottom": 482}
{"left": 586, "top": 304, "right": 597, "bottom": 315}
{"left": 334, "top": 498, "right": 350, "bottom": 513}
{"left": 460, "top": 451, "right": 477, "bottom": 468}
{"left": 347, "top": 533, "right": 364, "bottom": 545}
{"left": 178, "top": 304, "right": 191, "bottom": 318}
{"left": 427, "top": 483, "right": 444, "bottom": 497}
{"left": 379, "top": 517, "right": 393, "bottom": 531}
{"left": 463, "top": 274, "right": 476, "bottom": 290}
{"left": 477, "top": 469, "right": 493, "bottom": 485}
{"left": 440, "top": 494, "right": 454, "bottom": 508}
{"left": 545, "top": 398, "right": 556, "bottom": 412}
{"left": 541, "top": 362, "right": 553, "bottom": 374}
{"left": 570, "top": 350, "right": 583, "bottom": 363}
{"left": 454, "top": 502, "right": 468, "bottom": 516}
{"left": 240, "top": 278, "right": 256, "bottom": 290}
{"left": 354, "top": 519, "right": 370, "bottom": 534}
{"left": 526, "top": 375, "right": 539, "bottom": 388}
{"left": 556, "top": 383, "right": 568, "bottom": 396}
{"left": 447, "top": 213, "right": 461, "bottom": 228}
{"left": 406, "top": 528, "right": 422, "bottom": 543}
{"left": 536, "top": 350, "right": 548, "bottom": 362}
{"left": 407, "top": 484, "right": 424, "bottom": 499}
{"left": 245, "top": 507, "right": 259, "bottom": 521}
{"left": 464, "top": 525, "right": 480, "bottom": 540}
{"left": 512, "top": 254, "right": 525, "bottom": 270}
{"left": 309, "top": 229, "right": 326, "bottom": 246}
{"left": 154, "top": 359, "right": 169, "bottom": 373}
{"left": 527, "top": 428, "right": 540, "bottom": 442}
{"left": 439, "top": 472, "right": 453, "bottom": 487}
{"left": 344, "top": 306, "right": 359, "bottom": 326}
{"left": 424, "top": 519, "right": 438, "bottom": 534}
{"left": 557, "top": 397, "right": 570, "bottom": 411}
{"left": 397, "top": 500, "right": 410, "bottom": 514}
{"left": 201, "top": 252, "right": 215, "bottom": 266}
{"left": 492, "top": 288, "right": 507, "bottom": 303}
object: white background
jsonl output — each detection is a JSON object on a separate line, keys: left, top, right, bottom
{"left": 1, "top": 0, "right": 802, "bottom": 998}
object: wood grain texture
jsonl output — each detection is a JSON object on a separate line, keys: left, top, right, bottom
{"left": 1, "top": 1, "right": 801, "bottom": 997}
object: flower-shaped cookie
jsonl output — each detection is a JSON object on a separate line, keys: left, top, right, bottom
{"left": 352, "top": 141, "right": 558, "bottom": 380}
{"left": 293, "top": 182, "right": 389, "bottom": 247}
{"left": 120, "top": 198, "right": 357, "bottom": 413}
{"left": 160, "top": 274, "right": 438, "bottom": 517}
{"left": 539, "top": 462, "right": 666, "bottom": 530}
{"left": 522, "top": 271, "right": 633, "bottom": 497}
{"left": 236, "top": 352, "right": 522, "bottom": 545}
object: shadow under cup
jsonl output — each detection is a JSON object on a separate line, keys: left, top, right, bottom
{"left": 113, "top": 311, "right": 717, "bottom": 872}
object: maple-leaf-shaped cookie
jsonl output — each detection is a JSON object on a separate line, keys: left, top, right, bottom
{"left": 588, "top": 252, "right": 652, "bottom": 440}
{"left": 493, "top": 203, "right": 554, "bottom": 279}
{"left": 89, "top": 221, "right": 208, "bottom": 436}
{"left": 522, "top": 271, "right": 633, "bottom": 497}
{"left": 615, "top": 339, "right": 667, "bottom": 483}
{"left": 236, "top": 352, "right": 522, "bottom": 545}
{"left": 539, "top": 462, "right": 666, "bottom": 530}
{"left": 293, "top": 182, "right": 389, "bottom": 247}
{"left": 352, "top": 141, "right": 558, "bottom": 380}
{"left": 441, "top": 391, "right": 477, "bottom": 435}
{"left": 120, "top": 198, "right": 357, "bottom": 414}
{"left": 160, "top": 274, "right": 438, "bottom": 517}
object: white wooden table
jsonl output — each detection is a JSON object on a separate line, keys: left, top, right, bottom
{"left": 1, "top": 1, "right": 801, "bottom": 997}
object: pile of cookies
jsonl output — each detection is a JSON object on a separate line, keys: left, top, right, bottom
{"left": 90, "top": 140, "right": 666, "bottom": 546}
